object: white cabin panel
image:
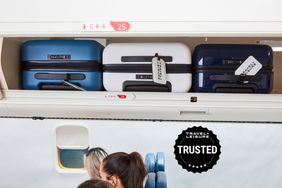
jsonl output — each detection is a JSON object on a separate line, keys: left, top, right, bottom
{"left": 0, "top": 0, "right": 281, "bottom": 22}
{"left": 0, "top": 0, "right": 282, "bottom": 35}
{"left": 0, "top": 119, "right": 281, "bottom": 188}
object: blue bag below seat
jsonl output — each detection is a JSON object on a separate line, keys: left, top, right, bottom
{"left": 21, "top": 40, "right": 104, "bottom": 91}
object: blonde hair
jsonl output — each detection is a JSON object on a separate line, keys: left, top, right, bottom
{"left": 85, "top": 147, "right": 108, "bottom": 179}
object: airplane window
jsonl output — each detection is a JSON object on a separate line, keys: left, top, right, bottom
{"left": 55, "top": 125, "right": 89, "bottom": 171}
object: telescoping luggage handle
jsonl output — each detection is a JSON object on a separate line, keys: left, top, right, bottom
{"left": 123, "top": 81, "right": 172, "bottom": 92}
{"left": 40, "top": 81, "right": 86, "bottom": 91}
{"left": 210, "top": 75, "right": 261, "bottom": 93}
{"left": 212, "top": 83, "right": 258, "bottom": 93}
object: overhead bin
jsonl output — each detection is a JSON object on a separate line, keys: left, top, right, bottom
{"left": 0, "top": 35, "right": 282, "bottom": 122}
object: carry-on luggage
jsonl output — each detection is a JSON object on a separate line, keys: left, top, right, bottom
{"left": 103, "top": 43, "right": 192, "bottom": 92}
{"left": 192, "top": 44, "right": 273, "bottom": 93}
{"left": 22, "top": 40, "right": 104, "bottom": 91}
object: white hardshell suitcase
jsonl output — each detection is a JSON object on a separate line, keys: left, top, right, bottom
{"left": 103, "top": 43, "right": 192, "bottom": 92}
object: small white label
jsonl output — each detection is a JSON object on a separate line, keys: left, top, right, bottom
{"left": 152, "top": 57, "right": 167, "bottom": 85}
{"left": 235, "top": 56, "right": 262, "bottom": 76}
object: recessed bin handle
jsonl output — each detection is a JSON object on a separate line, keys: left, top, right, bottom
{"left": 180, "top": 110, "right": 207, "bottom": 115}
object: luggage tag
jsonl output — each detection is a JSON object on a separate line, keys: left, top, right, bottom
{"left": 235, "top": 56, "right": 262, "bottom": 76}
{"left": 152, "top": 55, "right": 167, "bottom": 85}
{"left": 63, "top": 80, "right": 86, "bottom": 91}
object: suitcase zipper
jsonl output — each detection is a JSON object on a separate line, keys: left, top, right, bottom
{"left": 194, "top": 66, "right": 273, "bottom": 73}
{"left": 103, "top": 64, "right": 192, "bottom": 73}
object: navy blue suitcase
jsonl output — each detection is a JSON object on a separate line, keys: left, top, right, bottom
{"left": 22, "top": 40, "right": 104, "bottom": 91}
{"left": 192, "top": 44, "right": 273, "bottom": 93}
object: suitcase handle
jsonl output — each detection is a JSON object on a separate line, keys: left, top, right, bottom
{"left": 35, "top": 73, "right": 85, "bottom": 80}
{"left": 121, "top": 56, "right": 173, "bottom": 62}
{"left": 222, "top": 59, "right": 245, "bottom": 65}
{"left": 123, "top": 81, "right": 172, "bottom": 92}
{"left": 209, "top": 74, "right": 263, "bottom": 83}
{"left": 212, "top": 83, "right": 257, "bottom": 93}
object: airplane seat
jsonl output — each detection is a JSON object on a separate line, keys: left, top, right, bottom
{"left": 156, "top": 171, "right": 167, "bottom": 188}
{"left": 145, "top": 153, "right": 156, "bottom": 173}
{"left": 156, "top": 152, "right": 165, "bottom": 172}
{"left": 145, "top": 172, "right": 156, "bottom": 188}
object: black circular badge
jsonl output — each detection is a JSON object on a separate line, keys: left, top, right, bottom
{"left": 174, "top": 126, "right": 221, "bottom": 173}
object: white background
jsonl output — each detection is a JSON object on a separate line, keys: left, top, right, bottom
{"left": 0, "top": 0, "right": 282, "bottom": 22}
{"left": 0, "top": 0, "right": 282, "bottom": 35}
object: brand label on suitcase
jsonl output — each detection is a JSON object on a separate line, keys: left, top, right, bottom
{"left": 235, "top": 56, "right": 262, "bottom": 76}
{"left": 152, "top": 57, "right": 167, "bottom": 84}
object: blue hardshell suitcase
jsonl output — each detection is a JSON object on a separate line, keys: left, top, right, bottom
{"left": 22, "top": 40, "right": 104, "bottom": 90}
{"left": 192, "top": 44, "right": 273, "bottom": 93}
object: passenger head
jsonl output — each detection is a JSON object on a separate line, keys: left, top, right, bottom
{"left": 85, "top": 147, "right": 108, "bottom": 179}
{"left": 78, "top": 179, "right": 114, "bottom": 188}
{"left": 100, "top": 152, "right": 147, "bottom": 188}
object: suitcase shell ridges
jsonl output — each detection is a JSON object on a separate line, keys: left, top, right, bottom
{"left": 103, "top": 43, "right": 192, "bottom": 92}
{"left": 21, "top": 40, "right": 104, "bottom": 61}
{"left": 21, "top": 40, "right": 104, "bottom": 91}
{"left": 192, "top": 44, "right": 273, "bottom": 93}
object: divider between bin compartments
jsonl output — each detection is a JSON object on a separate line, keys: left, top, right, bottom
{"left": 0, "top": 37, "right": 7, "bottom": 91}
{"left": 0, "top": 38, "right": 22, "bottom": 90}
{"left": 180, "top": 110, "right": 208, "bottom": 115}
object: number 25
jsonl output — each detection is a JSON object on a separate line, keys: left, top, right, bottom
{"left": 117, "top": 23, "right": 127, "bottom": 31}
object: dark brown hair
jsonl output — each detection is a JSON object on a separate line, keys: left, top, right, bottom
{"left": 102, "top": 152, "right": 147, "bottom": 188}
{"left": 78, "top": 179, "right": 114, "bottom": 188}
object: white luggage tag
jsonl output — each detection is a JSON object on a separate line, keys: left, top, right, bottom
{"left": 235, "top": 56, "right": 262, "bottom": 76}
{"left": 152, "top": 55, "right": 167, "bottom": 85}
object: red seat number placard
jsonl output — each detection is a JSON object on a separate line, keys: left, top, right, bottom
{"left": 82, "top": 21, "right": 130, "bottom": 32}
{"left": 110, "top": 22, "right": 130, "bottom": 32}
